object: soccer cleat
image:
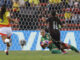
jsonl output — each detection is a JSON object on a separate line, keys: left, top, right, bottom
{"left": 5, "top": 50, "right": 9, "bottom": 55}
{"left": 76, "top": 51, "right": 80, "bottom": 53}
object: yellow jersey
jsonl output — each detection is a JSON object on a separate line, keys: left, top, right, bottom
{"left": 0, "top": 11, "right": 10, "bottom": 27}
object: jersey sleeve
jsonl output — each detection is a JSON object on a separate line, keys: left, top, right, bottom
{"left": 5, "top": 11, "right": 10, "bottom": 17}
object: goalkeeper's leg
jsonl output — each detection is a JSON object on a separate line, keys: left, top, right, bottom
{"left": 51, "top": 49, "right": 62, "bottom": 54}
{"left": 70, "top": 45, "right": 79, "bottom": 53}
{"left": 61, "top": 43, "right": 79, "bottom": 53}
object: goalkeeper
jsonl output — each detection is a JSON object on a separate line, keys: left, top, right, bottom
{"left": 40, "top": 30, "right": 79, "bottom": 54}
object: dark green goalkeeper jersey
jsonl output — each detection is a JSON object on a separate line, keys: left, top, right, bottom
{"left": 41, "top": 33, "right": 51, "bottom": 42}
{"left": 41, "top": 33, "right": 58, "bottom": 50}
{"left": 41, "top": 33, "right": 62, "bottom": 54}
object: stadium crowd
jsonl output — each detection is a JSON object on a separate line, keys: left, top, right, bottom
{"left": 0, "top": 0, "right": 80, "bottom": 30}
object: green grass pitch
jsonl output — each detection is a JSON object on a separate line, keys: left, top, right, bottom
{"left": 0, "top": 51, "right": 80, "bottom": 60}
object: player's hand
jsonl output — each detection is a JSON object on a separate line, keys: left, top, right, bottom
{"left": 42, "top": 17, "right": 46, "bottom": 22}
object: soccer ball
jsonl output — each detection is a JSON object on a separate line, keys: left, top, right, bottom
{"left": 43, "top": 40, "right": 49, "bottom": 45}
{"left": 40, "top": 40, "right": 49, "bottom": 46}
{"left": 20, "top": 39, "right": 26, "bottom": 47}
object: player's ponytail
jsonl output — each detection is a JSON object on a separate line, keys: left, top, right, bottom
{"left": 0, "top": 1, "right": 6, "bottom": 20}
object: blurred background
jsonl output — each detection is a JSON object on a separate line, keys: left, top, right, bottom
{"left": 0, "top": 0, "right": 80, "bottom": 51}
{"left": 0, "top": 0, "right": 79, "bottom": 30}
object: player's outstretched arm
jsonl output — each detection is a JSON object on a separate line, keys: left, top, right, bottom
{"left": 8, "top": 17, "right": 19, "bottom": 24}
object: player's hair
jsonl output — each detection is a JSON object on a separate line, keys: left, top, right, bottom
{"left": 0, "top": 1, "right": 6, "bottom": 19}
{"left": 41, "top": 29, "right": 45, "bottom": 33}
{"left": 51, "top": 10, "right": 56, "bottom": 17}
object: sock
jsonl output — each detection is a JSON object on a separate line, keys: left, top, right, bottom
{"left": 70, "top": 45, "right": 79, "bottom": 53}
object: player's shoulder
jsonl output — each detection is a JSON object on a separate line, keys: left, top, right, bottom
{"left": 5, "top": 11, "right": 10, "bottom": 14}
{"left": 5, "top": 11, "right": 10, "bottom": 15}
{"left": 53, "top": 16, "right": 60, "bottom": 21}
{"left": 6, "top": 11, "right": 10, "bottom": 13}
{"left": 45, "top": 33, "right": 50, "bottom": 37}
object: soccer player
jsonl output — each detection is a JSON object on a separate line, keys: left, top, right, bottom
{"left": 0, "top": 1, "right": 18, "bottom": 55}
{"left": 40, "top": 30, "right": 79, "bottom": 54}
{"left": 42, "top": 10, "right": 67, "bottom": 53}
